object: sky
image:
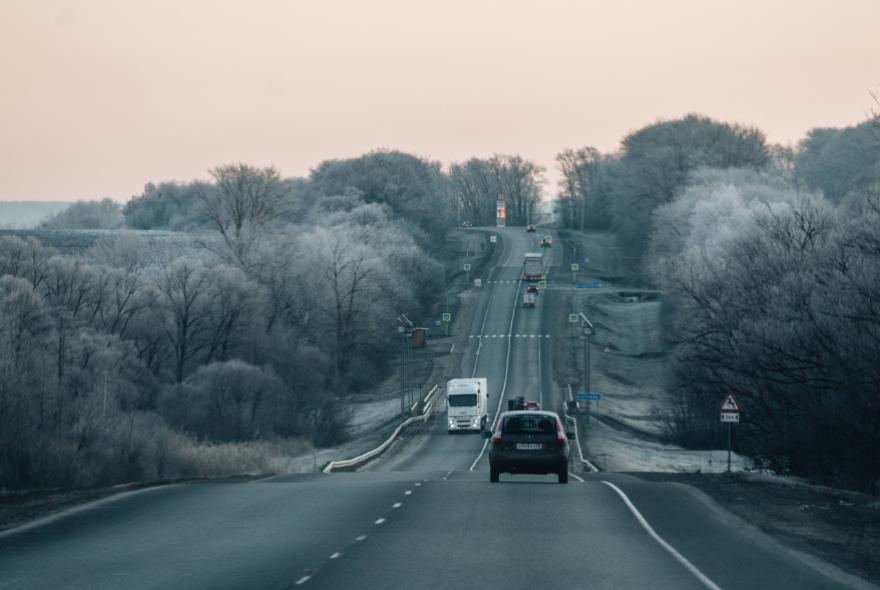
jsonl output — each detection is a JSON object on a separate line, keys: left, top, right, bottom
{"left": 1, "top": 0, "right": 878, "bottom": 202}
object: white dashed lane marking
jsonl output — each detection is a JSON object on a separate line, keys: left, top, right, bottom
{"left": 355, "top": 535, "right": 367, "bottom": 542}
{"left": 404, "top": 490, "right": 412, "bottom": 495}
{"left": 329, "top": 552, "right": 342, "bottom": 560}
{"left": 392, "top": 502, "right": 402, "bottom": 509}
{"left": 469, "top": 334, "right": 551, "bottom": 339}
{"left": 295, "top": 576, "right": 311, "bottom": 585}
{"left": 374, "top": 518, "right": 385, "bottom": 525}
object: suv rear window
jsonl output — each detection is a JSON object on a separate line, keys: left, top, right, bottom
{"left": 502, "top": 415, "right": 556, "bottom": 434}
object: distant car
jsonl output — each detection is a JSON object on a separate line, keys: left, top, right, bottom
{"left": 526, "top": 225, "right": 536, "bottom": 232}
{"left": 523, "top": 400, "right": 541, "bottom": 411}
{"left": 483, "top": 411, "right": 573, "bottom": 483}
{"left": 462, "top": 221, "right": 473, "bottom": 228}
{"left": 526, "top": 285, "right": 538, "bottom": 294}
{"left": 540, "top": 236, "right": 552, "bottom": 248}
{"left": 506, "top": 396, "right": 526, "bottom": 411}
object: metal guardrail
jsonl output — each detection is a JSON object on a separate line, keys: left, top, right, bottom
{"left": 564, "top": 384, "right": 600, "bottom": 473}
{"left": 323, "top": 384, "right": 440, "bottom": 473}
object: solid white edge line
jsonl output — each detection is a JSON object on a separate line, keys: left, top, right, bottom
{"left": 602, "top": 481, "right": 724, "bottom": 590}
{"left": 295, "top": 575, "right": 311, "bottom": 585}
{"left": 569, "top": 471, "right": 584, "bottom": 482}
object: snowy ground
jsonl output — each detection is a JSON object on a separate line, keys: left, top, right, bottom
{"left": 561, "top": 229, "right": 754, "bottom": 473}
{"left": 580, "top": 414, "right": 750, "bottom": 473}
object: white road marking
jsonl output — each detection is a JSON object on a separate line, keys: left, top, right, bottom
{"left": 329, "top": 552, "right": 342, "bottom": 559}
{"left": 414, "top": 482, "right": 421, "bottom": 486}
{"left": 404, "top": 490, "right": 412, "bottom": 495}
{"left": 602, "top": 481, "right": 723, "bottom": 590}
{"left": 392, "top": 502, "right": 402, "bottom": 509}
{"left": 355, "top": 535, "right": 367, "bottom": 542}
{"left": 470, "top": 271, "right": 522, "bottom": 471}
{"left": 295, "top": 576, "right": 311, "bottom": 585}
{"left": 450, "top": 344, "right": 455, "bottom": 353}
{"left": 374, "top": 518, "right": 385, "bottom": 525}
{"left": 569, "top": 472, "right": 585, "bottom": 482}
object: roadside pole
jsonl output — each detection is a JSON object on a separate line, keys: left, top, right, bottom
{"left": 720, "top": 393, "right": 741, "bottom": 473}
{"left": 399, "top": 325, "right": 406, "bottom": 416}
{"left": 581, "top": 315, "right": 593, "bottom": 416}
{"left": 727, "top": 422, "right": 732, "bottom": 473}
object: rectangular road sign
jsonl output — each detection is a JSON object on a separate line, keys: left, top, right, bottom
{"left": 570, "top": 263, "right": 579, "bottom": 271}
{"left": 442, "top": 313, "right": 451, "bottom": 322}
{"left": 568, "top": 314, "right": 579, "bottom": 324}
{"left": 538, "top": 280, "right": 547, "bottom": 289}
{"left": 463, "top": 263, "right": 471, "bottom": 271}
{"left": 576, "top": 392, "right": 601, "bottom": 401}
{"left": 721, "top": 412, "right": 740, "bottom": 423}
{"left": 489, "top": 235, "right": 497, "bottom": 243}
{"left": 576, "top": 282, "right": 604, "bottom": 289}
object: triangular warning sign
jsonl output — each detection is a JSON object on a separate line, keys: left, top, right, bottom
{"left": 721, "top": 394, "right": 739, "bottom": 412}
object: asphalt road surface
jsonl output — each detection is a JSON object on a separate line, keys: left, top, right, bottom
{"left": 0, "top": 227, "right": 869, "bottom": 590}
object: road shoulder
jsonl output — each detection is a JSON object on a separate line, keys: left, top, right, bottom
{"left": 633, "top": 472, "right": 880, "bottom": 588}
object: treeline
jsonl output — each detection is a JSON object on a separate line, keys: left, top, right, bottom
{"left": 555, "top": 114, "right": 880, "bottom": 490}
{"left": 0, "top": 151, "right": 455, "bottom": 489}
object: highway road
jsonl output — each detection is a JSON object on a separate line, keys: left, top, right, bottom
{"left": 0, "top": 228, "right": 869, "bottom": 590}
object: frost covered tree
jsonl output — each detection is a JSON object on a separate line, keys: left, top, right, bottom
{"left": 40, "top": 198, "right": 124, "bottom": 230}
{"left": 556, "top": 147, "right": 602, "bottom": 230}
{"left": 198, "top": 164, "right": 288, "bottom": 263}
{"left": 651, "top": 169, "right": 880, "bottom": 489}
{"left": 794, "top": 119, "right": 880, "bottom": 202}
{"left": 449, "top": 154, "right": 544, "bottom": 226}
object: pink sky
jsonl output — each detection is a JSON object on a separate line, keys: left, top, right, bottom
{"left": 1, "top": 0, "right": 878, "bottom": 202}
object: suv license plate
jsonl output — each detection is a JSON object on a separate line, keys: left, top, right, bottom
{"left": 516, "top": 443, "right": 542, "bottom": 450}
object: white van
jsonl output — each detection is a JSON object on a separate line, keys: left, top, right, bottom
{"left": 446, "top": 378, "right": 489, "bottom": 433}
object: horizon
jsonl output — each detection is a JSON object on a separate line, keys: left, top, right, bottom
{"left": 2, "top": 0, "right": 878, "bottom": 203}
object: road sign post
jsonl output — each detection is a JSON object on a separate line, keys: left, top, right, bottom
{"left": 720, "top": 393, "right": 741, "bottom": 473}
{"left": 570, "top": 263, "right": 579, "bottom": 284}
{"left": 442, "top": 312, "right": 451, "bottom": 336}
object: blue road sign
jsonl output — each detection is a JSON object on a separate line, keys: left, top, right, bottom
{"left": 576, "top": 392, "right": 601, "bottom": 401}
{"left": 576, "top": 282, "right": 604, "bottom": 289}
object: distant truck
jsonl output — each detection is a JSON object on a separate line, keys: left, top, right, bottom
{"left": 523, "top": 252, "right": 544, "bottom": 282}
{"left": 446, "top": 378, "right": 489, "bottom": 433}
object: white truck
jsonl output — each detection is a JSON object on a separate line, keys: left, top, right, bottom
{"left": 523, "top": 252, "right": 544, "bottom": 281}
{"left": 446, "top": 377, "right": 489, "bottom": 433}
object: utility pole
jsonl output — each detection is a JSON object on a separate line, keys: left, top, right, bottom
{"left": 399, "top": 325, "right": 406, "bottom": 416}
{"left": 580, "top": 313, "right": 594, "bottom": 414}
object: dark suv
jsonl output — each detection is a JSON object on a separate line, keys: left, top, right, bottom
{"left": 483, "top": 411, "right": 574, "bottom": 483}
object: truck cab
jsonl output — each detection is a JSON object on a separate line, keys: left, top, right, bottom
{"left": 446, "top": 378, "right": 489, "bottom": 433}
